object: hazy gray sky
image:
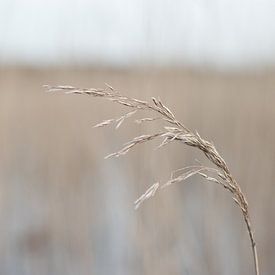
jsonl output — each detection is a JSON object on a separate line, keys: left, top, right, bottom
{"left": 1, "top": 0, "right": 275, "bottom": 69}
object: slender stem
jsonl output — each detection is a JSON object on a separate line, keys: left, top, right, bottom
{"left": 244, "top": 215, "right": 259, "bottom": 275}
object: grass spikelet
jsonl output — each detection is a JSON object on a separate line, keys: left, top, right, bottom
{"left": 45, "top": 84, "right": 260, "bottom": 275}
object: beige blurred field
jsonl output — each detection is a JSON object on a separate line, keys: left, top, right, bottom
{"left": 0, "top": 67, "right": 275, "bottom": 275}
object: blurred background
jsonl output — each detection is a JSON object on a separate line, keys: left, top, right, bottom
{"left": 1, "top": 1, "right": 275, "bottom": 274}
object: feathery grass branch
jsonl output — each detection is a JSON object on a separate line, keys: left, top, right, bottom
{"left": 45, "top": 84, "right": 259, "bottom": 275}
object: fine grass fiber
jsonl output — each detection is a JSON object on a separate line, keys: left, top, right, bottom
{"left": 45, "top": 84, "right": 260, "bottom": 275}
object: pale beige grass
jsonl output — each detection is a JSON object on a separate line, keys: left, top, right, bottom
{"left": 45, "top": 84, "right": 260, "bottom": 275}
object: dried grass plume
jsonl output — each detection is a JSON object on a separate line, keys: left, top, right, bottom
{"left": 45, "top": 84, "right": 260, "bottom": 275}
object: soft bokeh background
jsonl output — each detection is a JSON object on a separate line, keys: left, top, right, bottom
{"left": 1, "top": 1, "right": 275, "bottom": 275}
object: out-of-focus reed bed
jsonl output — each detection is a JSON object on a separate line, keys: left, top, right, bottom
{"left": 1, "top": 68, "right": 275, "bottom": 274}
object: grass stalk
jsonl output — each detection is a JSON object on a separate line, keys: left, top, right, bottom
{"left": 45, "top": 84, "right": 259, "bottom": 275}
